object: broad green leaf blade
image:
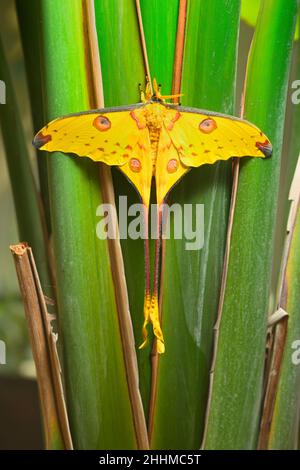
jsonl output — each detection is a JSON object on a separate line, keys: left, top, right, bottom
{"left": 16, "top": 0, "right": 51, "bottom": 233}
{"left": 268, "top": 184, "right": 300, "bottom": 449}
{"left": 241, "top": 0, "right": 260, "bottom": 27}
{"left": 241, "top": 0, "right": 299, "bottom": 40}
{"left": 204, "top": 0, "right": 298, "bottom": 450}
{"left": 271, "top": 36, "right": 300, "bottom": 309}
{"left": 0, "top": 36, "right": 51, "bottom": 297}
{"left": 150, "top": 0, "right": 240, "bottom": 449}
{"left": 140, "top": 0, "right": 179, "bottom": 93}
{"left": 283, "top": 40, "right": 300, "bottom": 217}
{"left": 267, "top": 34, "right": 300, "bottom": 447}
{"left": 0, "top": 13, "right": 57, "bottom": 448}
{"left": 39, "top": 0, "right": 137, "bottom": 449}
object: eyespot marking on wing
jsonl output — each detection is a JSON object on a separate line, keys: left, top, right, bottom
{"left": 167, "top": 159, "right": 179, "bottom": 173}
{"left": 93, "top": 115, "right": 111, "bottom": 131}
{"left": 199, "top": 118, "right": 217, "bottom": 134}
{"left": 129, "top": 158, "right": 142, "bottom": 172}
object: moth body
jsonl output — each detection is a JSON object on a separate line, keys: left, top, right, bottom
{"left": 143, "top": 102, "right": 166, "bottom": 175}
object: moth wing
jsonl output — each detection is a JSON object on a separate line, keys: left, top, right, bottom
{"left": 155, "top": 128, "right": 188, "bottom": 206}
{"left": 33, "top": 105, "right": 148, "bottom": 167}
{"left": 34, "top": 106, "right": 153, "bottom": 205}
{"left": 119, "top": 137, "right": 153, "bottom": 207}
{"left": 163, "top": 106, "right": 272, "bottom": 168}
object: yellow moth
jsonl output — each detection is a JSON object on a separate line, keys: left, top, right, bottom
{"left": 34, "top": 79, "right": 272, "bottom": 354}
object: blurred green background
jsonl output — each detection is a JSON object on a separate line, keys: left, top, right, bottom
{"left": 0, "top": 0, "right": 42, "bottom": 449}
{"left": 0, "top": 0, "right": 36, "bottom": 378}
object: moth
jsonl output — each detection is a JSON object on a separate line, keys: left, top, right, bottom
{"left": 34, "top": 79, "right": 272, "bottom": 354}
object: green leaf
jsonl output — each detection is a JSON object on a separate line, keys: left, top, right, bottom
{"left": 204, "top": 0, "right": 299, "bottom": 450}
{"left": 16, "top": 0, "right": 51, "bottom": 233}
{"left": 241, "top": 0, "right": 299, "bottom": 40}
{"left": 140, "top": 0, "right": 179, "bottom": 94}
{"left": 267, "top": 31, "right": 300, "bottom": 448}
{"left": 38, "top": 0, "right": 138, "bottom": 449}
{"left": 241, "top": 0, "right": 261, "bottom": 27}
{"left": 150, "top": 0, "right": 240, "bottom": 449}
{"left": 268, "top": 193, "right": 300, "bottom": 449}
{"left": 94, "top": 0, "right": 152, "bottom": 413}
{"left": 0, "top": 35, "right": 51, "bottom": 296}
